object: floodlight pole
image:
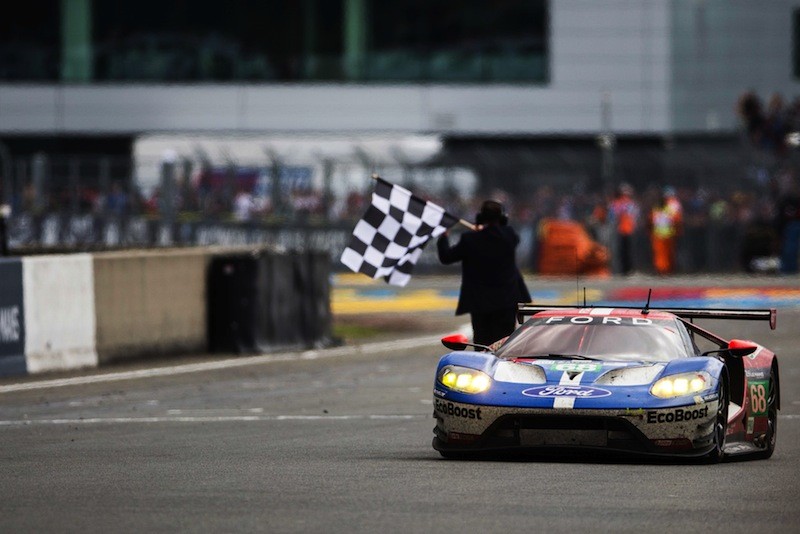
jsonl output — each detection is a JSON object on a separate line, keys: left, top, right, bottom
{"left": 598, "top": 91, "right": 615, "bottom": 192}
{"left": 0, "top": 141, "right": 12, "bottom": 255}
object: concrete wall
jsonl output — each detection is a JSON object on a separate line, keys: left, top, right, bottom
{"left": 22, "top": 254, "right": 98, "bottom": 374}
{"left": 0, "top": 246, "right": 333, "bottom": 377}
{"left": 93, "top": 248, "right": 208, "bottom": 364}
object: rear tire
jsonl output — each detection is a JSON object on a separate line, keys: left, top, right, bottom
{"left": 753, "top": 366, "right": 778, "bottom": 460}
{"left": 705, "top": 378, "right": 728, "bottom": 464}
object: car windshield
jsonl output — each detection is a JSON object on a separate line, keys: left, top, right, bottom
{"left": 495, "top": 316, "right": 689, "bottom": 362}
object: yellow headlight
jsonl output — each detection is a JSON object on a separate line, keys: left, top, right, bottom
{"left": 650, "top": 372, "right": 710, "bottom": 399}
{"left": 455, "top": 373, "right": 472, "bottom": 389}
{"left": 673, "top": 378, "right": 689, "bottom": 395}
{"left": 437, "top": 366, "right": 492, "bottom": 394}
{"left": 441, "top": 369, "right": 458, "bottom": 388}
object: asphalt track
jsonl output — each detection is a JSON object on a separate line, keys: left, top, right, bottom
{"left": 1, "top": 275, "right": 800, "bottom": 533}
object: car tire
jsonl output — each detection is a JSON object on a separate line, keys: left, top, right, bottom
{"left": 705, "top": 377, "right": 728, "bottom": 464}
{"left": 753, "top": 365, "right": 778, "bottom": 460}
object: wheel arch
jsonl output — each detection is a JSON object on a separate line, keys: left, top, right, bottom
{"left": 772, "top": 357, "right": 781, "bottom": 411}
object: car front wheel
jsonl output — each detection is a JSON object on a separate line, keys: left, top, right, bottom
{"left": 705, "top": 378, "right": 728, "bottom": 464}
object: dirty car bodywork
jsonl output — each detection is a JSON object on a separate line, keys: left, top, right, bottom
{"left": 432, "top": 306, "right": 779, "bottom": 462}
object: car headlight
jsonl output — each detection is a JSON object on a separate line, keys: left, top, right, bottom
{"left": 438, "top": 365, "right": 492, "bottom": 394}
{"left": 650, "top": 371, "right": 712, "bottom": 399}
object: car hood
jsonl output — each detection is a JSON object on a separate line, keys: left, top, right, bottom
{"left": 437, "top": 352, "right": 723, "bottom": 409}
{"left": 496, "top": 358, "right": 666, "bottom": 387}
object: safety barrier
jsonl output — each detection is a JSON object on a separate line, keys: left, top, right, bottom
{"left": 93, "top": 249, "right": 208, "bottom": 364}
{"left": 0, "top": 247, "right": 334, "bottom": 377}
{"left": 0, "top": 258, "right": 25, "bottom": 377}
{"left": 208, "top": 251, "right": 333, "bottom": 353}
{"left": 22, "top": 254, "right": 98, "bottom": 374}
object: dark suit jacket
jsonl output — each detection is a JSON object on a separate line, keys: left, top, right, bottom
{"left": 437, "top": 224, "right": 531, "bottom": 315}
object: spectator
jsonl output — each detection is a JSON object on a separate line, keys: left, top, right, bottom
{"left": 764, "top": 93, "right": 789, "bottom": 156}
{"left": 777, "top": 178, "right": 800, "bottom": 273}
{"left": 105, "top": 181, "right": 129, "bottom": 218}
{"left": 737, "top": 90, "right": 765, "bottom": 148}
{"left": 233, "top": 188, "right": 256, "bottom": 222}
{"left": 609, "top": 183, "right": 639, "bottom": 274}
{"left": 648, "top": 186, "right": 683, "bottom": 275}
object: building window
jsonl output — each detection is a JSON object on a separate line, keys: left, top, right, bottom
{"left": 1, "top": 0, "right": 548, "bottom": 84}
{"left": 0, "top": 1, "right": 60, "bottom": 81}
{"left": 365, "top": 0, "right": 549, "bottom": 83}
{"left": 794, "top": 8, "right": 800, "bottom": 79}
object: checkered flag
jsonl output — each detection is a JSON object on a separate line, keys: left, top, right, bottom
{"left": 340, "top": 177, "right": 459, "bottom": 286}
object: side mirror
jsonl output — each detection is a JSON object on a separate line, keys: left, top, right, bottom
{"left": 727, "top": 339, "right": 758, "bottom": 358}
{"left": 441, "top": 333, "right": 470, "bottom": 351}
{"left": 440, "top": 334, "right": 493, "bottom": 352}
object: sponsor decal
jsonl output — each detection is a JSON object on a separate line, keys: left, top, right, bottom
{"left": 651, "top": 438, "right": 693, "bottom": 450}
{"left": 433, "top": 389, "right": 447, "bottom": 398}
{"left": 434, "top": 399, "right": 482, "bottom": 420}
{"left": 0, "top": 306, "right": 20, "bottom": 343}
{"left": 551, "top": 362, "right": 602, "bottom": 373}
{"left": 544, "top": 316, "right": 653, "bottom": 326}
{"left": 747, "top": 417, "right": 755, "bottom": 434}
{"left": 745, "top": 368, "right": 768, "bottom": 380}
{"left": 0, "top": 260, "right": 25, "bottom": 361}
{"left": 748, "top": 380, "right": 769, "bottom": 416}
{"left": 522, "top": 385, "right": 612, "bottom": 399}
{"left": 646, "top": 406, "right": 709, "bottom": 424}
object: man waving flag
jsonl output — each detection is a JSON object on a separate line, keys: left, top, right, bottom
{"left": 340, "top": 176, "right": 460, "bottom": 286}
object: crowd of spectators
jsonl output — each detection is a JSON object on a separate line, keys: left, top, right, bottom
{"left": 4, "top": 90, "right": 800, "bottom": 273}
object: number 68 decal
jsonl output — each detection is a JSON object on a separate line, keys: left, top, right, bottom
{"left": 749, "top": 380, "right": 769, "bottom": 416}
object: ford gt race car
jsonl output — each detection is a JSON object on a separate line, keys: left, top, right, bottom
{"left": 432, "top": 305, "right": 779, "bottom": 462}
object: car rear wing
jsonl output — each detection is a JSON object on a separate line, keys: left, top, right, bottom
{"left": 516, "top": 304, "right": 777, "bottom": 330}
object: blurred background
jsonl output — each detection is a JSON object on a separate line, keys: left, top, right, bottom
{"left": 1, "top": 0, "right": 799, "bottom": 276}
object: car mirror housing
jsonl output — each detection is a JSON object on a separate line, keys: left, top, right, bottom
{"left": 727, "top": 339, "right": 758, "bottom": 357}
{"left": 440, "top": 334, "right": 493, "bottom": 352}
{"left": 441, "top": 334, "right": 470, "bottom": 351}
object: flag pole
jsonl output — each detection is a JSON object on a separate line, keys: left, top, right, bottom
{"left": 370, "top": 174, "right": 476, "bottom": 230}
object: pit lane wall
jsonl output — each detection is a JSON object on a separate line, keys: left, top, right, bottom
{"left": 0, "top": 248, "right": 333, "bottom": 377}
{"left": 93, "top": 249, "right": 208, "bottom": 365}
{"left": 23, "top": 254, "right": 98, "bottom": 374}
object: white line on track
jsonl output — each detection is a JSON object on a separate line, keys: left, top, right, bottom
{"left": 0, "top": 414, "right": 427, "bottom": 426}
{"left": 0, "top": 325, "right": 471, "bottom": 395}
{"left": 1, "top": 414, "right": 797, "bottom": 427}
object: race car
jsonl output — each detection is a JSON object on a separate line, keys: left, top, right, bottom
{"left": 432, "top": 304, "right": 779, "bottom": 462}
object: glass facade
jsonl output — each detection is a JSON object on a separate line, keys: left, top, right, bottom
{"left": 0, "top": 1, "right": 60, "bottom": 81}
{"left": 0, "top": 0, "right": 548, "bottom": 83}
{"left": 794, "top": 9, "right": 800, "bottom": 79}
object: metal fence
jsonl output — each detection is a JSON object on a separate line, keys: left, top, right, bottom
{"left": 0, "top": 139, "right": 791, "bottom": 275}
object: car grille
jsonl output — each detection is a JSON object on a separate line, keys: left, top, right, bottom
{"left": 481, "top": 414, "right": 652, "bottom": 452}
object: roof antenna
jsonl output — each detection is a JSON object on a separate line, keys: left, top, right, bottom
{"left": 643, "top": 288, "right": 652, "bottom": 315}
{"left": 575, "top": 246, "right": 580, "bottom": 307}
